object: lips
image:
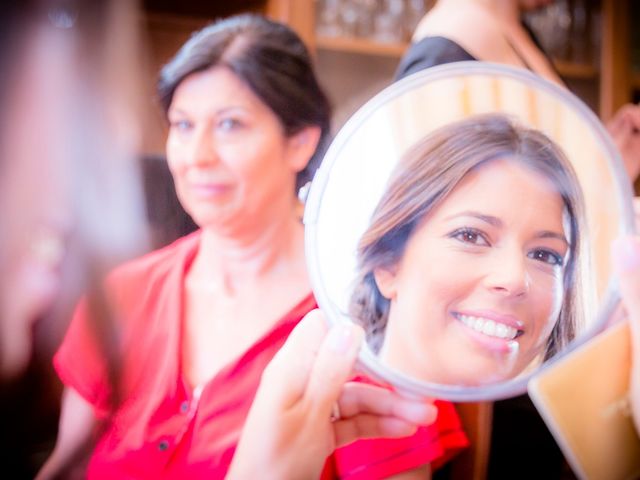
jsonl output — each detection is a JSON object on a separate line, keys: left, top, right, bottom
{"left": 188, "top": 182, "right": 231, "bottom": 198}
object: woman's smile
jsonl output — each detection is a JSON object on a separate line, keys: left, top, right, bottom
{"left": 377, "top": 158, "right": 568, "bottom": 384}
{"left": 452, "top": 310, "right": 524, "bottom": 357}
{"left": 454, "top": 311, "right": 523, "bottom": 340}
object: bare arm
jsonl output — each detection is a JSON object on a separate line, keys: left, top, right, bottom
{"left": 36, "top": 387, "right": 97, "bottom": 480}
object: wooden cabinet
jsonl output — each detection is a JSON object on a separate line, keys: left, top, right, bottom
{"left": 599, "top": 0, "right": 632, "bottom": 120}
{"left": 266, "top": 0, "right": 636, "bottom": 124}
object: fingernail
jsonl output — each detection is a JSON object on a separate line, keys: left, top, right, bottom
{"left": 327, "top": 324, "right": 356, "bottom": 353}
{"left": 612, "top": 236, "right": 640, "bottom": 273}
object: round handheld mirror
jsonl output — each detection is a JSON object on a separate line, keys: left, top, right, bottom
{"left": 304, "top": 62, "right": 635, "bottom": 402}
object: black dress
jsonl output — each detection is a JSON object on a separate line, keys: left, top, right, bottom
{"left": 394, "top": 36, "right": 476, "bottom": 80}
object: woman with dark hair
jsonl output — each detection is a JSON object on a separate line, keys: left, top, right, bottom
{"left": 156, "top": 14, "right": 332, "bottom": 194}
{"left": 40, "top": 14, "right": 466, "bottom": 479}
{"left": 350, "top": 114, "right": 587, "bottom": 386}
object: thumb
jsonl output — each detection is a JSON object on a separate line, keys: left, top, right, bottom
{"left": 304, "top": 321, "right": 365, "bottom": 419}
{"left": 260, "top": 309, "right": 329, "bottom": 408}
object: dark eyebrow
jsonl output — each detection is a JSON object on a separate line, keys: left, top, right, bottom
{"left": 445, "top": 211, "right": 503, "bottom": 227}
{"left": 446, "top": 211, "right": 570, "bottom": 247}
{"left": 537, "top": 230, "right": 570, "bottom": 247}
{"left": 167, "top": 106, "right": 245, "bottom": 117}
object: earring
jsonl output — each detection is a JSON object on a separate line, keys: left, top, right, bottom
{"left": 297, "top": 181, "right": 312, "bottom": 204}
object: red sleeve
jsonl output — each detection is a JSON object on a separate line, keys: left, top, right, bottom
{"left": 328, "top": 399, "right": 468, "bottom": 479}
{"left": 53, "top": 296, "right": 112, "bottom": 416}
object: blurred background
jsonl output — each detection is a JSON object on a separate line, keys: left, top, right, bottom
{"left": 139, "top": 0, "right": 639, "bottom": 182}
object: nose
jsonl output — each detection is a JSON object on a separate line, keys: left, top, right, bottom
{"left": 187, "top": 128, "right": 218, "bottom": 167}
{"left": 484, "top": 247, "right": 530, "bottom": 298}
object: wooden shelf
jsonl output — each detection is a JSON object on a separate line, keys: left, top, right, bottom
{"left": 317, "top": 35, "right": 601, "bottom": 82}
{"left": 553, "top": 59, "right": 599, "bottom": 80}
{"left": 316, "top": 34, "right": 408, "bottom": 57}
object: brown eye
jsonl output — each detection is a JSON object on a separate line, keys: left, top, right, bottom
{"left": 450, "top": 228, "right": 490, "bottom": 246}
{"left": 528, "top": 249, "right": 563, "bottom": 266}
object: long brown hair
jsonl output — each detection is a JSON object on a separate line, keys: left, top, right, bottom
{"left": 350, "top": 113, "right": 585, "bottom": 358}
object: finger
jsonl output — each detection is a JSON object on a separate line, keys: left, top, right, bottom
{"left": 333, "top": 415, "right": 419, "bottom": 447}
{"left": 621, "top": 116, "right": 640, "bottom": 139}
{"left": 612, "top": 235, "right": 640, "bottom": 346}
{"left": 615, "top": 107, "right": 640, "bottom": 138}
{"left": 260, "top": 309, "right": 329, "bottom": 407}
{"left": 621, "top": 104, "right": 640, "bottom": 129}
{"left": 337, "top": 383, "right": 437, "bottom": 426}
{"left": 628, "top": 112, "right": 640, "bottom": 132}
{"left": 608, "top": 105, "right": 640, "bottom": 139}
{"left": 607, "top": 112, "right": 624, "bottom": 137}
{"left": 303, "top": 322, "right": 364, "bottom": 419}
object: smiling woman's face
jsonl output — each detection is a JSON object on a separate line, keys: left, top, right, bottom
{"left": 374, "top": 158, "right": 569, "bottom": 385}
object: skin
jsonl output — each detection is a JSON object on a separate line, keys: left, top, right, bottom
{"left": 376, "top": 159, "right": 569, "bottom": 386}
{"left": 607, "top": 105, "right": 640, "bottom": 183}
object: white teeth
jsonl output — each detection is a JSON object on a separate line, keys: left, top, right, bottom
{"left": 474, "top": 318, "right": 484, "bottom": 331}
{"left": 496, "top": 323, "right": 508, "bottom": 338}
{"left": 458, "top": 314, "right": 518, "bottom": 340}
{"left": 482, "top": 321, "right": 496, "bottom": 336}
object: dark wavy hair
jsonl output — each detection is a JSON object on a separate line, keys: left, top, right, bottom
{"left": 157, "top": 13, "right": 331, "bottom": 192}
{"left": 350, "top": 113, "right": 586, "bottom": 359}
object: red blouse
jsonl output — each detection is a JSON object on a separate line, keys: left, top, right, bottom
{"left": 54, "top": 231, "right": 467, "bottom": 479}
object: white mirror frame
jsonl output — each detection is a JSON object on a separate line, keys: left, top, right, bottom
{"left": 304, "top": 62, "right": 635, "bottom": 402}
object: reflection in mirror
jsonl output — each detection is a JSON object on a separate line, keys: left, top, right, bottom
{"left": 305, "top": 63, "right": 634, "bottom": 401}
{"left": 349, "top": 114, "right": 588, "bottom": 387}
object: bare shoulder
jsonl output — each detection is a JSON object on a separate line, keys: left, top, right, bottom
{"left": 412, "top": 7, "right": 505, "bottom": 61}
